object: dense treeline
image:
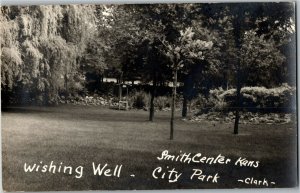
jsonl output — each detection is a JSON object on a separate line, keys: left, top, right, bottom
{"left": 1, "top": 5, "right": 99, "bottom": 104}
{"left": 1, "top": 3, "right": 296, "bottom": 110}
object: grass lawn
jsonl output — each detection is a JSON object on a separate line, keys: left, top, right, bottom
{"left": 1, "top": 105, "right": 298, "bottom": 191}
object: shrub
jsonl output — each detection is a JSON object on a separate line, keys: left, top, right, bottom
{"left": 154, "top": 96, "right": 171, "bottom": 110}
{"left": 128, "top": 91, "right": 149, "bottom": 109}
{"left": 206, "top": 84, "right": 296, "bottom": 113}
{"left": 189, "top": 94, "right": 210, "bottom": 113}
{"left": 127, "top": 91, "right": 174, "bottom": 110}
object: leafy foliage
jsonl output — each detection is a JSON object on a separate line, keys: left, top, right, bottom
{"left": 209, "top": 84, "right": 296, "bottom": 113}
{"left": 0, "top": 3, "right": 296, "bottom": 110}
{"left": 1, "top": 5, "right": 97, "bottom": 104}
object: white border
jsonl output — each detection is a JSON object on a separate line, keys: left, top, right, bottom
{"left": 0, "top": 0, "right": 298, "bottom": 5}
{"left": 0, "top": 1, "right": 299, "bottom": 193}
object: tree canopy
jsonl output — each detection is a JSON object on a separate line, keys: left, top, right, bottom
{"left": 1, "top": 3, "right": 296, "bottom": 108}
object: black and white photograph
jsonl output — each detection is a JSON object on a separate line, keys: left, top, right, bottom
{"left": 0, "top": 1, "right": 298, "bottom": 192}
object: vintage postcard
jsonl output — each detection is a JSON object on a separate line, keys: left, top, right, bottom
{"left": 1, "top": 1, "right": 298, "bottom": 191}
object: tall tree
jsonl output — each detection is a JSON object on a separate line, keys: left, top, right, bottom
{"left": 201, "top": 3, "right": 295, "bottom": 134}
{"left": 1, "top": 5, "right": 98, "bottom": 105}
{"left": 163, "top": 27, "right": 214, "bottom": 139}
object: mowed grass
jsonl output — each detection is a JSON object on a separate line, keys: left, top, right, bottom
{"left": 1, "top": 105, "right": 298, "bottom": 191}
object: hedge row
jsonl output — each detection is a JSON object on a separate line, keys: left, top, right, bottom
{"left": 208, "top": 83, "right": 296, "bottom": 113}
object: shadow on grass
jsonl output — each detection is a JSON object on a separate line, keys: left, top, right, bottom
{"left": 1, "top": 105, "right": 172, "bottom": 123}
{"left": 2, "top": 107, "right": 51, "bottom": 114}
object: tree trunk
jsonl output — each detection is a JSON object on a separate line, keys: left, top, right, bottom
{"left": 64, "top": 74, "right": 68, "bottom": 102}
{"left": 182, "top": 75, "right": 192, "bottom": 118}
{"left": 182, "top": 96, "right": 188, "bottom": 118}
{"left": 118, "top": 72, "right": 123, "bottom": 103}
{"left": 149, "top": 94, "right": 155, "bottom": 121}
{"left": 170, "top": 69, "right": 177, "bottom": 140}
{"left": 234, "top": 68, "right": 241, "bottom": 134}
{"left": 149, "top": 73, "right": 157, "bottom": 121}
{"left": 232, "top": 15, "right": 243, "bottom": 135}
{"left": 118, "top": 83, "right": 122, "bottom": 101}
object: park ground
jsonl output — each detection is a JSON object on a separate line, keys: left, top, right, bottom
{"left": 1, "top": 105, "right": 298, "bottom": 191}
